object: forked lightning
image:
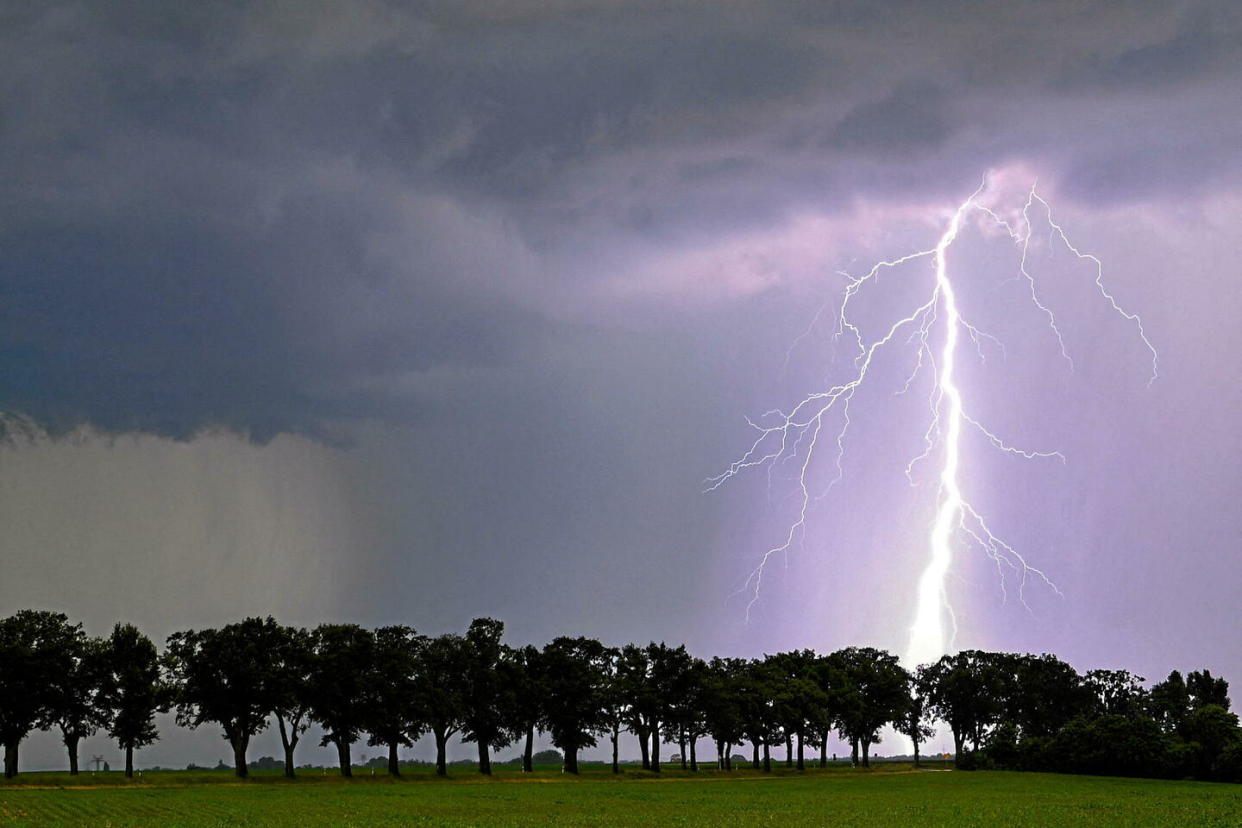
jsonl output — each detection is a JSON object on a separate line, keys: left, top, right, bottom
{"left": 708, "top": 174, "right": 1157, "bottom": 666}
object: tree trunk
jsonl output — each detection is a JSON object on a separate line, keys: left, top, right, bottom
{"left": 689, "top": 735, "right": 697, "bottom": 771}
{"left": 611, "top": 724, "right": 620, "bottom": 774}
{"left": 638, "top": 726, "right": 650, "bottom": 770}
{"left": 725, "top": 743, "right": 733, "bottom": 771}
{"left": 850, "top": 738, "right": 859, "bottom": 767}
{"left": 819, "top": 735, "right": 827, "bottom": 768}
{"left": 861, "top": 739, "right": 871, "bottom": 768}
{"left": 679, "top": 727, "right": 687, "bottom": 770}
{"left": 125, "top": 745, "right": 134, "bottom": 778}
{"left": 752, "top": 741, "right": 760, "bottom": 770}
{"left": 651, "top": 720, "right": 661, "bottom": 773}
{"left": 4, "top": 738, "right": 19, "bottom": 779}
{"left": 336, "top": 738, "right": 351, "bottom": 777}
{"left": 912, "top": 727, "right": 921, "bottom": 769}
{"left": 435, "top": 729, "right": 448, "bottom": 777}
{"left": 762, "top": 740, "right": 771, "bottom": 773}
{"left": 523, "top": 725, "right": 534, "bottom": 772}
{"left": 65, "top": 733, "right": 80, "bottom": 776}
{"left": 785, "top": 733, "right": 793, "bottom": 767}
{"left": 796, "top": 729, "right": 805, "bottom": 771}
{"left": 716, "top": 739, "right": 724, "bottom": 770}
{"left": 388, "top": 741, "right": 401, "bottom": 777}
{"left": 231, "top": 734, "right": 250, "bottom": 779}
{"left": 952, "top": 730, "right": 964, "bottom": 769}
{"left": 564, "top": 746, "right": 579, "bottom": 775}
{"left": 277, "top": 715, "right": 298, "bottom": 778}
{"left": 477, "top": 738, "right": 491, "bottom": 775}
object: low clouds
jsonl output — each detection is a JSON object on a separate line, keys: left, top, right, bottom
{"left": 0, "top": 418, "right": 370, "bottom": 631}
{"left": 2, "top": 0, "right": 1240, "bottom": 439}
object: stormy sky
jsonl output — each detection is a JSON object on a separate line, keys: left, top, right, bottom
{"left": 2, "top": 1, "right": 1240, "bottom": 767}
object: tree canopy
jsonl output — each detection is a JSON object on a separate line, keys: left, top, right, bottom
{"left": 0, "top": 609, "right": 1237, "bottom": 784}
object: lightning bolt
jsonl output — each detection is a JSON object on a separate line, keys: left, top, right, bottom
{"left": 708, "top": 174, "right": 1157, "bottom": 667}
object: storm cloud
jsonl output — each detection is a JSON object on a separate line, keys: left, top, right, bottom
{"left": 3, "top": 0, "right": 1239, "bottom": 438}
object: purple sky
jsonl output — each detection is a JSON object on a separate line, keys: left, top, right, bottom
{"left": 1, "top": 1, "right": 1239, "bottom": 767}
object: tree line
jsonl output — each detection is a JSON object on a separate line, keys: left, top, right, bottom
{"left": 1, "top": 610, "right": 1238, "bottom": 782}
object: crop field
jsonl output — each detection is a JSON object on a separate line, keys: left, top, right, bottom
{"left": 2, "top": 764, "right": 1240, "bottom": 827}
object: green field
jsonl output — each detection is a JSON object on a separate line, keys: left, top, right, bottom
{"left": 2, "top": 764, "right": 1240, "bottom": 826}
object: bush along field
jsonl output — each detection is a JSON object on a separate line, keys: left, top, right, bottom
{"left": 1, "top": 764, "right": 1242, "bottom": 827}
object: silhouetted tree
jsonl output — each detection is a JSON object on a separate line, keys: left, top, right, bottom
{"left": 1084, "top": 669, "right": 1148, "bottom": 718}
{"left": 500, "top": 644, "right": 545, "bottom": 772}
{"left": 413, "top": 633, "right": 467, "bottom": 776}
{"left": 899, "top": 667, "right": 935, "bottom": 768}
{"left": 271, "top": 625, "right": 314, "bottom": 778}
{"left": 460, "top": 618, "right": 513, "bottom": 775}
{"left": 540, "top": 636, "right": 610, "bottom": 774}
{"left": 0, "top": 611, "right": 82, "bottom": 777}
{"left": 51, "top": 635, "right": 111, "bottom": 775}
{"left": 102, "top": 623, "right": 164, "bottom": 778}
{"left": 364, "top": 625, "right": 422, "bottom": 777}
{"left": 598, "top": 646, "right": 626, "bottom": 773}
{"left": 307, "top": 624, "right": 374, "bottom": 777}
{"left": 1006, "top": 654, "right": 1089, "bottom": 740}
{"left": 768, "top": 651, "right": 827, "bottom": 771}
{"left": 646, "top": 642, "right": 693, "bottom": 773}
{"left": 1149, "top": 670, "right": 1192, "bottom": 737}
{"left": 165, "top": 617, "right": 285, "bottom": 778}
{"left": 702, "top": 657, "right": 745, "bottom": 771}
{"left": 735, "top": 658, "right": 780, "bottom": 771}
{"left": 922, "top": 650, "right": 1006, "bottom": 765}
{"left": 1187, "top": 670, "right": 1231, "bottom": 711}
{"left": 810, "top": 655, "right": 847, "bottom": 768}
{"left": 830, "top": 647, "right": 907, "bottom": 767}
{"left": 615, "top": 644, "right": 656, "bottom": 770}
{"left": 666, "top": 657, "right": 709, "bottom": 771}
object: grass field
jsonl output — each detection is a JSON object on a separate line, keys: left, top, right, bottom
{"left": 2, "top": 763, "right": 1240, "bottom": 826}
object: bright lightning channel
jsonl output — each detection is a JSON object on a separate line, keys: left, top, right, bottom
{"left": 708, "top": 174, "right": 1157, "bottom": 667}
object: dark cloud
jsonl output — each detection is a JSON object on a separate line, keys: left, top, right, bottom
{"left": 826, "top": 82, "right": 953, "bottom": 154}
{"left": 2, "top": 0, "right": 1240, "bottom": 439}
{"left": 1059, "top": 143, "right": 1230, "bottom": 205}
{"left": 1056, "top": 11, "right": 1226, "bottom": 90}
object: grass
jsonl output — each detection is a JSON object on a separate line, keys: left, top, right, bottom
{"left": 2, "top": 763, "right": 1240, "bottom": 826}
